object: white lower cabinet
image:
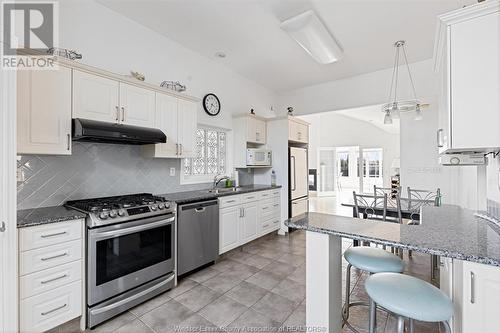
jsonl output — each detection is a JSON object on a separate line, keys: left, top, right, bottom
{"left": 441, "top": 259, "right": 500, "bottom": 333}
{"left": 240, "top": 202, "right": 258, "bottom": 243}
{"left": 219, "top": 206, "right": 241, "bottom": 253}
{"left": 19, "top": 220, "right": 84, "bottom": 333}
{"left": 219, "top": 189, "right": 281, "bottom": 254}
{"left": 461, "top": 261, "right": 500, "bottom": 333}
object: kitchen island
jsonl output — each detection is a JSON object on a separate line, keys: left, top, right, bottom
{"left": 285, "top": 205, "right": 500, "bottom": 332}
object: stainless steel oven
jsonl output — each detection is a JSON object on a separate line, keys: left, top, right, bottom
{"left": 88, "top": 213, "right": 175, "bottom": 305}
{"left": 66, "top": 193, "right": 177, "bottom": 328}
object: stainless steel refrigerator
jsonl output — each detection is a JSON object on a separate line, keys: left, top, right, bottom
{"left": 289, "top": 146, "right": 309, "bottom": 218}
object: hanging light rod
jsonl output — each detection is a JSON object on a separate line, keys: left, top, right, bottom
{"left": 382, "top": 40, "right": 428, "bottom": 123}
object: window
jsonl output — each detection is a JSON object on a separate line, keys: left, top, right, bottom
{"left": 363, "top": 149, "right": 382, "bottom": 178}
{"left": 183, "top": 127, "right": 227, "bottom": 182}
{"left": 338, "top": 151, "right": 349, "bottom": 177}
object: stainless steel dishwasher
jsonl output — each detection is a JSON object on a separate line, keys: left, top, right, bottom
{"left": 177, "top": 199, "right": 219, "bottom": 276}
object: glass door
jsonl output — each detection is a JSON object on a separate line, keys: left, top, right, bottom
{"left": 358, "top": 147, "right": 384, "bottom": 194}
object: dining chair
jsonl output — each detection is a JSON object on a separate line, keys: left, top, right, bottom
{"left": 407, "top": 187, "right": 441, "bottom": 222}
{"left": 353, "top": 192, "right": 388, "bottom": 222}
{"left": 407, "top": 187, "right": 442, "bottom": 283}
{"left": 374, "top": 185, "right": 403, "bottom": 224}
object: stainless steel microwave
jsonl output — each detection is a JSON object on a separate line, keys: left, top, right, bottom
{"left": 246, "top": 149, "right": 272, "bottom": 166}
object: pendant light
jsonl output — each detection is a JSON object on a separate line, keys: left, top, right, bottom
{"left": 382, "top": 41, "right": 427, "bottom": 122}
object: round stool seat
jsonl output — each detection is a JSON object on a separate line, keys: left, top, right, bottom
{"left": 365, "top": 273, "right": 453, "bottom": 322}
{"left": 344, "top": 247, "right": 405, "bottom": 273}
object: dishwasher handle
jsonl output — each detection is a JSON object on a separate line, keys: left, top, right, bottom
{"left": 180, "top": 200, "right": 219, "bottom": 211}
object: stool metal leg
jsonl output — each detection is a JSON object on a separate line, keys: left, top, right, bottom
{"left": 441, "top": 321, "right": 451, "bottom": 333}
{"left": 409, "top": 319, "right": 415, "bottom": 333}
{"left": 342, "top": 264, "right": 352, "bottom": 321}
{"left": 396, "top": 316, "right": 405, "bottom": 333}
{"left": 369, "top": 299, "right": 377, "bottom": 333}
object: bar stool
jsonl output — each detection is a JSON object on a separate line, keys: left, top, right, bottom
{"left": 365, "top": 272, "right": 453, "bottom": 333}
{"left": 343, "top": 247, "right": 405, "bottom": 333}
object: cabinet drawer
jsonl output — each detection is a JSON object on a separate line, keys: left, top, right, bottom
{"left": 219, "top": 195, "right": 241, "bottom": 208}
{"left": 258, "top": 201, "right": 280, "bottom": 219}
{"left": 261, "top": 216, "right": 280, "bottom": 232}
{"left": 19, "top": 220, "right": 83, "bottom": 252}
{"left": 270, "top": 189, "right": 281, "bottom": 198}
{"left": 241, "top": 193, "right": 259, "bottom": 203}
{"left": 20, "top": 280, "right": 82, "bottom": 333}
{"left": 258, "top": 190, "right": 274, "bottom": 200}
{"left": 20, "top": 239, "right": 82, "bottom": 276}
{"left": 20, "top": 260, "right": 82, "bottom": 299}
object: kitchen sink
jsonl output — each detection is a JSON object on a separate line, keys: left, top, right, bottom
{"left": 206, "top": 187, "right": 241, "bottom": 194}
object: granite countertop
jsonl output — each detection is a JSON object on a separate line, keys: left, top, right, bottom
{"left": 18, "top": 206, "right": 86, "bottom": 228}
{"left": 285, "top": 205, "right": 500, "bottom": 267}
{"left": 160, "top": 185, "right": 282, "bottom": 205}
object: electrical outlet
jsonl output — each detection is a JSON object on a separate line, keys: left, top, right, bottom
{"left": 170, "top": 167, "right": 176, "bottom": 176}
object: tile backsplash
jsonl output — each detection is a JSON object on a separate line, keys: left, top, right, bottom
{"left": 17, "top": 142, "right": 212, "bottom": 210}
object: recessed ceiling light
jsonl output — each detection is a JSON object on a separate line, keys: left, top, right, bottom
{"left": 215, "top": 52, "right": 226, "bottom": 58}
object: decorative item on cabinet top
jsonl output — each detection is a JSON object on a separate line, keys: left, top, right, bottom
{"left": 130, "top": 71, "right": 145, "bottom": 81}
{"left": 161, "top": 80, "right": 187, "bottom": 92}
{"left": 47, "top": 47, "right": 82, "bottom": 60}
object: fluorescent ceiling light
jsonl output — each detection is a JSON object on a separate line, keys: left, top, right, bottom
{"left": 280, "top": 10, "right": 343, "bottom": 64}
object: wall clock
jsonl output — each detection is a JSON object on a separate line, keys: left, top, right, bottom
{"left": 203, "top": 93, "right": 221, "bottom": 116}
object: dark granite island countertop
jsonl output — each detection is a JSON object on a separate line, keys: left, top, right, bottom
{"left": 159, "top": 185, "right": 282, "bottom": 205}
{"left": 285, "top": 205, "right": 500, "bottom": 267}
{"left": 18, "top": 206, "right": 87, "bottom": 228}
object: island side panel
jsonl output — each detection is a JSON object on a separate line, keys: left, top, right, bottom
{"left": 306, "top": 231, "right": 342, "bottom": 332}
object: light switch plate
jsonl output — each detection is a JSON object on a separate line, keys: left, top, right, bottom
{"left": 170, "top": 167, "right": 175, "bottom": 176}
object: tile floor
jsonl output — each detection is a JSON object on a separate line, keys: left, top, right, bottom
{"left": 53, "top": 230, "right": 440, "bottom": 333}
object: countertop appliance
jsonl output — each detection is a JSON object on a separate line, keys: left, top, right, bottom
{"left": 72, "top": 118, "right": 167, "bottom": 145}
{"left": 247, "top": 148, "right": 272, "bottom": 166}
{"left": 289, "top": 147, "right": 309, "bottom": 218}
{"left": 177, "top": 200, "right": 219, "bottom": 276}
{"left": 65, "top": 193, "right": 175, "bottom": 328}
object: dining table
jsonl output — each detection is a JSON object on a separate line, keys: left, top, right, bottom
{"left": 341, "top": 196, "right": 436, "bottom": 246}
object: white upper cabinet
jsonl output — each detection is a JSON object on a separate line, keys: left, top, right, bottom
{"left": 146, "top": 93, "right": 179, "bottom": 158}
{"left": 73, "top": 70, "right": 119, "bottom": 123}
{"left": 17, "top": 66, "right": 72, "bottom": 155}
{"left": 177, "top": 99, "right": 198, "bottom": 158}
{"left": 288, "top": 117, "right": 309, "bottom": 144}
{"left": 119, "top": 82, "right": 155, "bottom": 127}
{"left": 435, "top": 2, "right": 500, "bottom": 153}
{"left": 143, "top": 95, "right": 197, "bottom": 159}
{"left": 246, "top": 117, "right": 266, "bottom": 144}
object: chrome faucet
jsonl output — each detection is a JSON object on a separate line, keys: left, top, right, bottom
{"left": 213, "top": 174, "right": 230, "bottom": 189}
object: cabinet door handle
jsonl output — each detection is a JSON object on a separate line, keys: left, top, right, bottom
{"left": 180, "top": 144, "right": 183, "bottom": 156}
{"left": 115, "top": 106, "right": 119, "bottom": 121}
{"left": 121, "top": 106, "right": 125, "bottom": 122}
{"left": 41, "top": 303, "right": 67, "bottom": 316}
{"left": 437, "top": 129, "right": 444, "bottom": 148}
{"left": 67, "top": 134, "right": 71, "bottom": 151}
{"left": 470, "top": 271, "right": 475, "bottom": 304}
{"left": 41, "top": 231, "right": 67, "bottom": 238}
{"left": 0, "top": 221, "right": 5, "bottom": 233}
{"left": 239, "top": 207, "right": 243, "bottom": 217}
{"left": 175, "top": 143, "right": 179, "bottom": 155}
{"left": 227, "top": 200, "right": 235, "bottom": 204}
{"left": 41, "top": 274, "right": 68, "bottom": 285}
{"left": 41, "top": 252, "right": 67, "bottom": 261}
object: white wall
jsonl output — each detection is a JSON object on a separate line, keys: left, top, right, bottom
{"left": 300, "top": 112, "right": 400, "bottom": 190}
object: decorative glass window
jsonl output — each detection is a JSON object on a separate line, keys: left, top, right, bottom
{"left": 338, "top": 151, "right": 349, "bottom": 177}
{"left": 184, "top": 127, "right": 226, "bottom": 177}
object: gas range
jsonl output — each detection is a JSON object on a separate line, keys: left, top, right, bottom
{"left": 65, "top": 193, "right": 174, "bottom": 228}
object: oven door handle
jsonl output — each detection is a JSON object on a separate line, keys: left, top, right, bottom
{"left": 92, "top": 216, "right": 174, "bottom": 240}
{"left": 90, "top": 273, "right": 175, "bottom": 315}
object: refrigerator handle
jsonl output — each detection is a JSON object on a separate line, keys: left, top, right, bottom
{"left": 291, "top": 155, "right": 297, "bottom": 191}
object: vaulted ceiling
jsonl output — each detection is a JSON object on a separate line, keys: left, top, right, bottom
{"left": 99, "top": 0, "right": 474, "bottom": 92}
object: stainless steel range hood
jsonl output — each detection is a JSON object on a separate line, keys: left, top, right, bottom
{"left": 72, "top": 118, "right": 166, "bottom": 145}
